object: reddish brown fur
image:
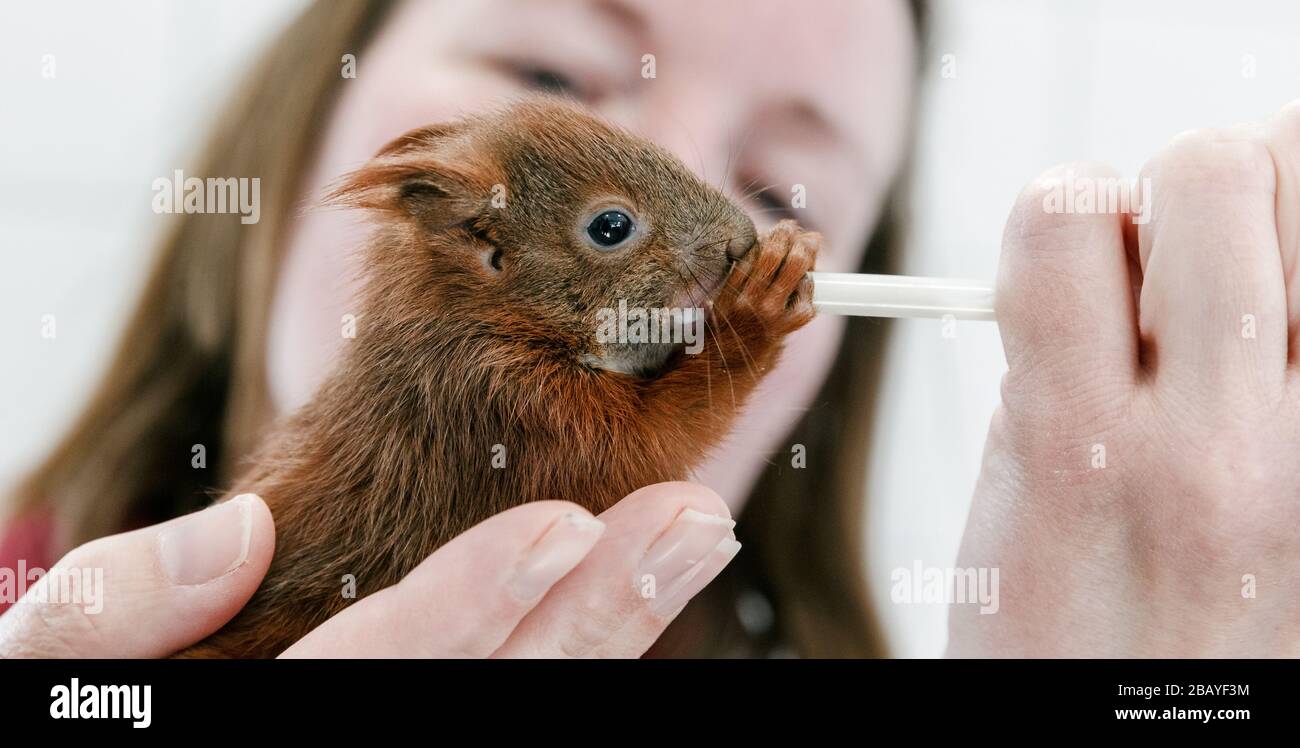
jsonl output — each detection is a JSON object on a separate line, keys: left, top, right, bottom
{"left": 178, "top": 98, "right": 819, "bottom": 657}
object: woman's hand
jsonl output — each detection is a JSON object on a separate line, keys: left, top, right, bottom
{"left": 0, "top": 483, "right": 738, "bottom": 658}
{"left": 949, "top": 102, "right": 1300, "bottom": 656}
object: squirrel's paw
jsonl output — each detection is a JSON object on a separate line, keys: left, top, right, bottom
{"left": 712, "top": 219, "right": 819, "bottom": 338}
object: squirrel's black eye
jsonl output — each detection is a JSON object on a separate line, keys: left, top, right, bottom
{"left": 586, "top": 210, "right": 634, "bottom": 248}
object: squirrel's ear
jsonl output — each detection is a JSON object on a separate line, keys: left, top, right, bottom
{"left": 372, "top": 122, "right": 464, "bottom": 158}
{"left": 327, "top": 124, "right": 488, "bottom": 231}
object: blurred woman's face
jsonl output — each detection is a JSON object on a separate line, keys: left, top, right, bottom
{"left": 269, "top": 0, "right": 916, "bottom": 509}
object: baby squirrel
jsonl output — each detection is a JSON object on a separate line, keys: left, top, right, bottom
{"left": 179, "top": 98, "right": 821, "bottom": 657}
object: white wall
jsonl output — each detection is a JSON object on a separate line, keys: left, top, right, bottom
{"left": 1, "top": 0, "right": 1297, "bottom": 657}
{"left": 0, "top": 0, "right": 307, "bottom": 489}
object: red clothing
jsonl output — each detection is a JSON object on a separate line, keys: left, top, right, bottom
{"left": 0, "top": 509, "right": 56, "bottom": 615}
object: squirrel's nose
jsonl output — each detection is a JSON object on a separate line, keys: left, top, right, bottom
{"left": 726, "top": 220, "right": 758, "bottom": 260}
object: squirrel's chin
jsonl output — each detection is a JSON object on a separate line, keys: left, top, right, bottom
{"left": 580, "top": 341, "right": 685, "bottom": 379}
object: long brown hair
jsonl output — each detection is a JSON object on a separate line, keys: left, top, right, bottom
{"left": 9, "top": 0, "right": 924, "bottom": 656}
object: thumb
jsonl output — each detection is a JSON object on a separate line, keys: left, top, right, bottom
{"left": 0, "top": 493, "right": 274, "bottom": 658}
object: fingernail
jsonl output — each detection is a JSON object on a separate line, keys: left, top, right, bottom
{"left": 655, "top": 537, "right": 743, "bottom": 618}
{"left": 637, "top": 508, "right": 736, "bottom": 616}
{"left": 157, "top": 494, "right": 255, "bottom": 585}
{"left": 510, "top": 512, "right": 605, "bottom": 601}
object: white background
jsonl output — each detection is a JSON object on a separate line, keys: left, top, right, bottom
{"left": 2, "top": 0, "right": 1298, "bottom": 657}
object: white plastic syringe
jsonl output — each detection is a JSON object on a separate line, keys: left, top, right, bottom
{"left": 808, "top": 272, "right": 996, "bottom": 321}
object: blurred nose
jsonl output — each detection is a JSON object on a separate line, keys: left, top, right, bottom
{"left": 727, "top": 216, "right": 757, "bottom": 260}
